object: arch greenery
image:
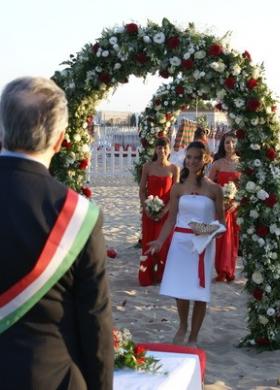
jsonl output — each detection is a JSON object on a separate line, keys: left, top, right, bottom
{"left": 52, "top": 18, "right": 280, "bottom": 349}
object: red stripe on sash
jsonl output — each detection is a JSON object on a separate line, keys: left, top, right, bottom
{"left": 174, "top": 227, "right": 206, "bottom": 288}
{"left": 0, "top": 190, "right": 78, "bottom": 307}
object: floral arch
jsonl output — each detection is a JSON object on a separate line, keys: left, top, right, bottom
{"left": 52, "top": 18, "right": 280, "bottom": 349}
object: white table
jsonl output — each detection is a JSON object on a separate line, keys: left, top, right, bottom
{"left": 114, "top": 350, "right": 202, "bottom": 390}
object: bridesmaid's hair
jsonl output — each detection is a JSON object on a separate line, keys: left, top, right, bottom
{"left": 180, "top": 141, "right": 208, "bottom": 186}
{"left": 214, "top": 131, "right": 237, "bottom": 161}
{"left": 152, "top": 136, "right": 170, "bottom": 161}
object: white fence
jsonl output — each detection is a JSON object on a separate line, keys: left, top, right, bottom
{"left": 90, "top": 144, "right": 140, "bottom": 186}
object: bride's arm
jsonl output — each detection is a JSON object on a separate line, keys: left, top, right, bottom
{"left": 146, "top": 185, "right": 179, "bottom": 254}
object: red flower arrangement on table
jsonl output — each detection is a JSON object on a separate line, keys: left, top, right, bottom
{"left": 113, "top": 328, "right": 161, "bottom": 372}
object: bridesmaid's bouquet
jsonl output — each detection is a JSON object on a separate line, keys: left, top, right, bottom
{"left": 222, "top": 181, "right": 238, "bottom": 208}
{"left": 144, "top": 195, "right": 165, "bottom": 219}
{"left": 113, "top": 328, "right": 161, "bottom": 372}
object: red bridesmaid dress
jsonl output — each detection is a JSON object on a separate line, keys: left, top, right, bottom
{"left": 215, "top": 171, "right": 241, "bottom": 281}
{"left": 139, "top": 175, "right": 173, "bottom": 286}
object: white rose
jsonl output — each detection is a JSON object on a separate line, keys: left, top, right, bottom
{"left": 236, "top": 217, "right": 244, "bottom": 225}
{"left": 247, "top": 227, "right": 255, "bottom": 234}
{"left": 143, "top": 35, "right": 151, "bottom": 43}
{"left": 114, "top": 26, "right": 125, "bottom": 33}
{"left": 210, "top": 61, "right": 226, "bottom": 73}
{"left": 183, "top": 52, "right": 191, "bottom": 60}
{"left": 95, "top": 66, "right": 102, "bottom": 72}
{"left": 258, "top": 238, "right": 265, "bottom": 247}
{"left": 250, "top": 144, "right": 261, "bottom": 150}
{"left": 258, "top": 315, "right": 269, "bottom": 325}
{"left": 252, "top": 67, "right": 260, "bottom": 79}
{"left": 109, "top": 36, "right": 118, "bottom": 45}
{"left": 169, "top": 56, "right": 181, "bottom": 66}
{"left": 114, "top": 63, "right": 121, "bottom": 70}
{"left": 257, "top": 189, "right": 269, "bottom": 200}
{"left": 249, "top": 210, "right": 259, "bottom": 219}
{"left": 253, "top": 159, "right": 261, "bottom": 167}
{"left": 266, "top": 106, "right": 272, "bottom": 115}
{"left": 194, "top": 50, "right": 206, "bottom": 59}
{"left": 246, "top": 181, "right": 256, "bottom": 192}
{"left": 102, "top": 50, "right": 109, "bottom": 57}
{"left": 81, "top": 144, "right": 90, "bottom": 153}
{"left": 216, "top": 89, "right": 227, "bottom": 100}
{"left": 251, "top": 118, "right": 259, "bottom": 126}
{"left": 265, "top": 285, "right": 272, "bottom": 293}
{"left": 267, "top": 308, "right": 275, "bottom": 316}
{"left": 232, "top": 64, "right": 241, "bottom": 75}
{"left": 252, "top": 234, "right": 258, "bottom": 241}
{"left": 153, "top": 32, "right": 165, "bottom": 44}
{"left": 113, "top": 44, "right": 120, "bottom": 51}
{"left": 271, "top": 252, "right": 278, "bottom": 259}
{"left": 234, "top": 116, "right": 243, "bottom": 124}
{"left": 193, "top": 70, "right": 201, "bottom": 80}
{"left": 252, "top": 271, "right": 264, "bottom": 284}
{"left": 234, "top": 98, "right": 244, "bottom": 108}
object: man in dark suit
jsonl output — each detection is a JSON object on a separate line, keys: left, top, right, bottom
{"left": 0, "top": 77, "right": 113, "bottom": 389}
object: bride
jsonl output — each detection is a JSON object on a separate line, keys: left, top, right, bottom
{"left": 147, "top": 141, "right": 225, "bottom": 346}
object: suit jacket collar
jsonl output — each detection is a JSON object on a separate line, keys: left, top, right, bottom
{"left": 0, "top": 156, "right": 51, "bottom": 177}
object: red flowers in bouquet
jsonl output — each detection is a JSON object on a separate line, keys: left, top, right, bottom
{"left": 224, "top": 76, "right": 236, "bottom": 89}
{"left": 113, "top": 328, "right": 160, "bottom": 372}
{"left": 208, "top": 43, "right": 223, "bottom": 56}
{"left": 266, "top": 147, "right": 277, "bottom": 161}
{"left": 125, "top": 23, "right": 138, "bottom": 34}
{"left": 81, "top": 187, "right": 92, "bottom": 198}
{"left": 264, "top": 193, "right": 277, "bottom": 208}
{"left": 166, "top": 36, "right": 180, "bottom": 49}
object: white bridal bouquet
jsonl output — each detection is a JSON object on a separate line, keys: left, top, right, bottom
{"left": 144, "top": 195, "right": 165, "bottom": 219}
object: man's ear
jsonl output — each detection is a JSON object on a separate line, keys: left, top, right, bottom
{"left": 53, "top": 130, "right": 66, "bottom": 153}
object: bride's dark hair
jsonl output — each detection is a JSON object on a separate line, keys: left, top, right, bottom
{"left": 180, "top": 141, "right": 208, "bottom": 186}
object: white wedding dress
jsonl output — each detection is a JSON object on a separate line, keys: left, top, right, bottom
{"left": 160, "top": 195, "right": 216, "bottom": 302}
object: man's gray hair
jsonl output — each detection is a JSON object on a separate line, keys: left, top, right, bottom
{"left": 0, "top": 77, "right": 68, "bottom": 152}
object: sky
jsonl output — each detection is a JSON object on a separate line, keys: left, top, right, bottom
{"left": 1, "top": 0, "right": 279, "bottom": 113}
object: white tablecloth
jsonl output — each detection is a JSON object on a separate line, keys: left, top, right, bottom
{"left": 113, "top": 351, "right": 202, "bottom": 390}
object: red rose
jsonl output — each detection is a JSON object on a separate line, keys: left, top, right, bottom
{"left": 272, "top": 105, "right": 277, "bottom": 112}
{"left": 135, "top": 52, "right": 149, "bottom": 64}
{"left": 165, "top": 113, "right": 172, "bottom": 121}
{"left": 62, "top": 139, "right": 72, "bottom": 149}
{"left": 134, "top": 345, "right": 146, "bottom": 356}
{"left": 242, "top": 50, "right": 252, "bottom": 61}
{"left": 255, "top": 337, "right": 270, "bottom": 346}
{"left": 256, "top": 225, "right": 269, "bottom": 237}
{"left": 246, "top": 78, "right": 258, "bottom": 90}
{"left": 181, "top": 59, "right": 194, "bottom": 70}
{"left": 141, "top": 138, "right": 148, "bottom": 148}
{"left": 252, "top": 287, "right": 263, "bottom": 301}
{"left": 175, "top": 85, "right": 185, "bottom": 95}
{"left": 180, "top": 104, "right": 189, "bottom": 111}
{"left": 208, "top": 43, "right": 223, "bottom": 56}
{"left": 266, "top": 147, "right": 277, "bottom": 161}
{"left": 244, "top": 167, "right": 254, "bottom": 175}
{"left": 215, "top": 103, "right": 223, "bottom": 111}
{"left": 98, "top": 72, "right": 111, "bottom": 84}
{"left": 81, "top": 187, "right": 92, "bottom": 198}
{"left": 78, "top": 159, "right": 89, "bottom": 170}
{"left": 136, "top": 357, "right": 146, "bottom": 365}
{"left": 246, "top": 98, "right": 261, "bottom": 112}
{"left": 264, "top": 193, "right": 277, "bottom": 208}
{"left": 240, "top": 197, "right": 249, "bottom": 206}
{"left": 154, "top": 99, "right": 161, "bottom": 106}
{"left": 157, "top": 131, "right": 164, "bottom": 137}
{"left": 166, "top": 36, "right": 180, "bottom": 49}
{"left": 159, "top": 69, "right": 170, "bottom": 78}
{"left": 125, "top": 23, "right": 138, "bottom": 34}
{"left": 91, "top": 42, "right": 100, "bottom": 54}
{"left": 86, "top": 115, "right": 94, "bottom": 125}
{"left": 107, "top": 247, "right": 117, "bottom": 258}
{"left": 224, "top": 76, "right": 236, "bottom": 89}
{"left": 236, "top": 129, "right": 245, "bottom": 139}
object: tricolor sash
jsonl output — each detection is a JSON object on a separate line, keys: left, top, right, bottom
{"left": 0, "top": 189, "right": 99, "bottom": 334}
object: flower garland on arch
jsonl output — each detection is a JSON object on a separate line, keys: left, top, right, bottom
{"left": 51, "top": 18, "right": 280, "bottom": 349}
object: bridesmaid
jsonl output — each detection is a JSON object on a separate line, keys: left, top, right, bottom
{"left": 138, "top": 137, "right": 179, "bottom": 286}
{"left": 209, "top": 131, "right": 240, "bottom": 282}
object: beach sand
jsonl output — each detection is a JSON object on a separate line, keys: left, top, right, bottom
{"left": 93, "top": 183, "right": 280, "bottom": 390}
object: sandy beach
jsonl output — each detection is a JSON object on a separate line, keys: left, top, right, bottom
{"left": 93, "top": 183, "right": 280, "bottom": 390}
